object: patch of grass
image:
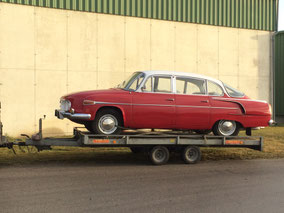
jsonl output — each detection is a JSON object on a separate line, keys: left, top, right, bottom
{"left": 0, "top": 127, "right": 284, "bottom": 165}
{"left": 202, "top": 126, "right": 284, "bottom": 160}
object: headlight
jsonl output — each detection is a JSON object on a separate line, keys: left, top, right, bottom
{"left": 60, "top": 99, "right": 71, "bottom": 111}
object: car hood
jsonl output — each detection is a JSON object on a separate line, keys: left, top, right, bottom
{"left": 61, "top": 88, "right": 127, "bottom": 100}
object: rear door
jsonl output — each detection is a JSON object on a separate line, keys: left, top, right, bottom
{"left": 175, "top": 76, "right": 210, "bottom": 129}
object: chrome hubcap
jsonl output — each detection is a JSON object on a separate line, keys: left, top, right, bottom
{"left": 187, "top": 149, "right": 198, "bottom": 161}
{"left": 155, "top": 149, "right": 166, "bottom": 161}
{"left": 98, "top": 114, "right": 118, "bottom": 134}
{"left": 218, "top": 120, "right": 236, "bottom": 136}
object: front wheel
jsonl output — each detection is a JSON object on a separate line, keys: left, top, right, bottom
{"left": 149, "top": 146, "right": 170, "bottom": 165}
{"left": 213, "top": 120, "right": 240, "bottom": 136}
{"left": 92, "top": 109, "right": 123, "bottom": 135}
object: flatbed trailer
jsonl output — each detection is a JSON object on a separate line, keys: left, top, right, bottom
{"left": 0, "top": 117, "right": 263, "bottom": 165}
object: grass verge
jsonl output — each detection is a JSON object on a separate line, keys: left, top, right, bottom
{"left": 0, "top": 126, "right": 284, "bottom": 166}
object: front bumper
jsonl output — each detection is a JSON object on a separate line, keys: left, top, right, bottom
{"left": 268, "top": 119, "right": 277, "bottom": 126}
{"left": 55, "top": 109, "right": 91, "bottom": 120}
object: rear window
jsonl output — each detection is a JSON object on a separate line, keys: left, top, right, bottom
{"left": 223, "top": 83, "right": 244, "bottom": 97}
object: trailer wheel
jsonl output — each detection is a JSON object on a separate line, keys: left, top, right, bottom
{"left": 149, "top": 146, "right": 170, "bottom": 165}
{"left": 182, "top": 146, "right": 201, "bottom": 164}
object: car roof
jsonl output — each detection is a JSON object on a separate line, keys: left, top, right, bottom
{"left": 139, "top": 70, "right": 223, "bottom": 85}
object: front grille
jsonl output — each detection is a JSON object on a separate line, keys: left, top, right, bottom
{"left": 60, "top": 99, "right": 71, "bottom": 111}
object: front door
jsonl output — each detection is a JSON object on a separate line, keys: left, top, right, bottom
{"left": 131, "top": 75, "right": 175, "bottom": 129}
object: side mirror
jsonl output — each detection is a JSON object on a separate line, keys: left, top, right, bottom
{"left": 141, "top": 86, "right": 146, "bottom": 91}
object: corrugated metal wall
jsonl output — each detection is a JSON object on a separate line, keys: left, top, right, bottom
{"left": 0, "top": 0, "right": 279, "bottom": 31}
{"left": 275, "top": 31, "right": 284, "bottom": 116}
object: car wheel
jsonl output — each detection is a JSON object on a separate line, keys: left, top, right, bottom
{"left": 182, "top": 146, "right": 201, "bottom": 164}
{"left": 194, "top": 129, "right": 211, "bottom": 135}
{"left": 149, "top": 146, "right": 170, "bottom": 165}
{"left": 213, "top": 120, "right": 240, "bottom": 136}
{"left": 93, "top": 109, "right": 122, "bottom": 135}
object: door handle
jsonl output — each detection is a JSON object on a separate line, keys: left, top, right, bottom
{"left": 201, "top": 100, "right": 209, "bottom": 103}
{"left": 166, "top": 98, "right": 175, "bottom": 101}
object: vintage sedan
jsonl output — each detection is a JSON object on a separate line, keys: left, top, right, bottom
{"left": 55, "top": 71, "right": 273, "bottom": 136}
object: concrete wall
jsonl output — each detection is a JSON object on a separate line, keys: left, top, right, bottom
{"left": 0, "top": 3, "right": 272, "bottom": 136}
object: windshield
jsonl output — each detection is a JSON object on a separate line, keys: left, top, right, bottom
{"left": 117, "top": 72, "right": 145, "bottom": 91}
{"left": 223, "top": 83, "right": 245, "bottom": 97}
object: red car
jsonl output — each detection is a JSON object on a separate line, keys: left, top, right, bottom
{"left": 55, "top": 71, "right": 273, "bottom": 136}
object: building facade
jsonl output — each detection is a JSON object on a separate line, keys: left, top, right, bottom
{"left": 0, "top": 0, "right": 279, "bottom": 136}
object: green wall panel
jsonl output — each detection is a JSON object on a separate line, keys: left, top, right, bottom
{"left": 0, "top": 0, "right": 279, "bottom": 31}
{"left": 275, "top": 31, "right": 284, "bottom": 116}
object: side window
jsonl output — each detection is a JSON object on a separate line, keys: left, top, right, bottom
{"left": 142, "top": 77, "right": 152, "bottom": 92}
{"left": 153, "top": 76, "right": 172, "bottom": 93}
{"left": 176, "top": 77, "right": 206, "bottom": 95}
{"left": 208, "top": 81, "right": 224, "bottom": 96}
{"left": 128, "top": 74, "right": 145, "bottom": 91}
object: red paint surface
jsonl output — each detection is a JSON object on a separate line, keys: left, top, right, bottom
{"left": 62, "top": 88, "right": 271, "bottom": 129}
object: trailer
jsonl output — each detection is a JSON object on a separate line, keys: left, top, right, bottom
{"left": 0, "top": 115, "right": 263, "bottom": 165}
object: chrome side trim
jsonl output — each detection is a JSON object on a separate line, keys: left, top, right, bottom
{"left": 94, "top": 101, "right": 238, "bottom": 110}
{"left": 212, "top": 97, "right": 267, "bottom": 103}
{"left": 211, "top": 98, "right": 246, "bottom": 114}
{"left": 95, "top": 101, "right": 173, "bottom": 107}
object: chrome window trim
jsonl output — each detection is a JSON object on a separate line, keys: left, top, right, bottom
{"left": 174, "top": 76, "right": 207, "bottom": 95}
{"left": 222, "top": 82, "right": 245, "bottom": 98}
{"left": 125, "top": 72, "right": 145, "bottom": 91}
{"left": 134, "top": 72, "right": 231, "bottom": 97}
{"left": 207, "top": 80, "right": 226, "bottom": 97}
{"left": 137, "top": 74, "right": 174, "bottom": 94}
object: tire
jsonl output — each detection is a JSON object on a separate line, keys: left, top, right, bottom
{"left": 149, "top": 146, "right": 170, "bottom": 165}
{"left": 130, "top": 147, "right": 144, "bottom": 154}
{"left": 194, "top": 129, "right": 211, "bottom": 135}
{"left": 182, "top": 146, "right": 201, "bottom": 164}
{"left": 213, "top": 120, "right": 240, "bottom": 136}
{"left": 92, "top": 109, "right": 123, "bottom": 135}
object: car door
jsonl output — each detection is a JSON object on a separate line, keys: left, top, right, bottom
{"left": 131, "top": 75, "right": 175, "bottom": 129}
{"left": 175, "top": 76, "right": 210, "bottom": 129}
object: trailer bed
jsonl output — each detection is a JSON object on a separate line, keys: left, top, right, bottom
{"left": 0, "top": 121, "right": 263, "bottom": 165}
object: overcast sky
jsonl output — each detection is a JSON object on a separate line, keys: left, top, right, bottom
{"left": 279, "top": 0, "right": 284, "bottom": 31}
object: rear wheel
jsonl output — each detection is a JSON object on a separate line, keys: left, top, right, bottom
{"left": 213, "top": 120, "right": 240, "bottom": 136}
{"left": 182, "top": 146, "right": 201, "bottom": 164}
{"left": 92, "top": 109, "right": 122, "bottom": 135}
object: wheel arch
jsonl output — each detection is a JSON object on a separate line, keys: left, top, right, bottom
{"left": 95, "top": 106, "right": 125, "bottom": 126}
{"left": 211, "top": 119, "right": 244, "bottom": 130}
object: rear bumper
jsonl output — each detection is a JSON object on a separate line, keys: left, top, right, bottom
{"left": 268, "top": 119, "right": 277, "bottom": 126}
{"left": 55, "top": 109, "right": 91, "bottom": 120}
